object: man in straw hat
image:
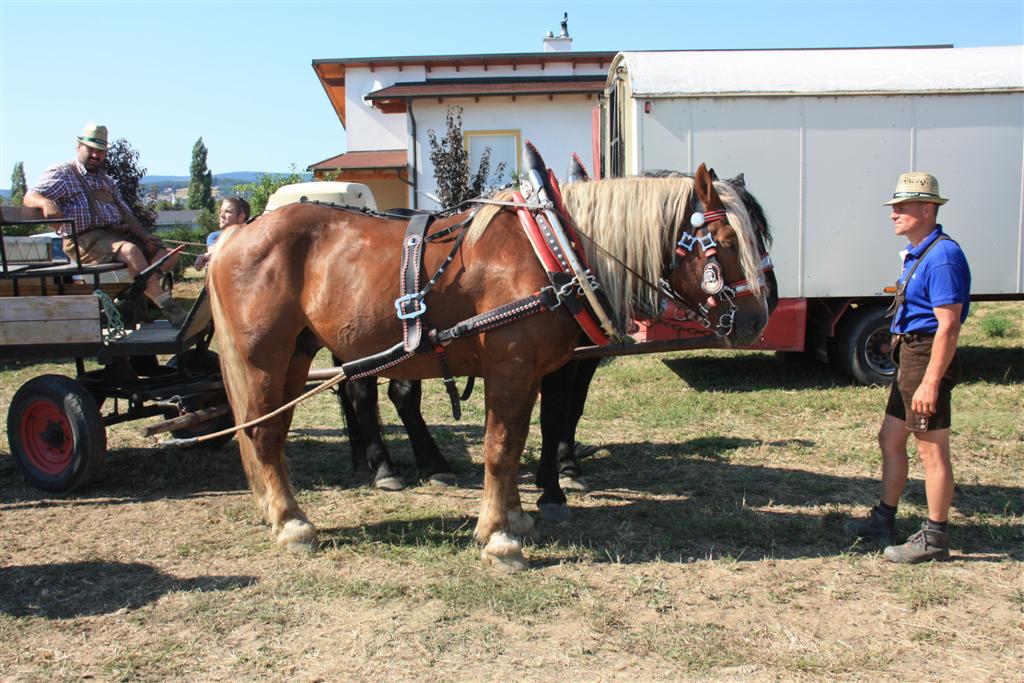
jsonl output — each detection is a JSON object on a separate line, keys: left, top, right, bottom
{"left": 847, "top": 172, "right": 971, "bottom": 563}
{"left": 24, "top": 123, "right": 187, "bottom": 326}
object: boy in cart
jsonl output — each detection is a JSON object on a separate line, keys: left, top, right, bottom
{"left": 23, "top": 123, "right": 187, "bottom": 326}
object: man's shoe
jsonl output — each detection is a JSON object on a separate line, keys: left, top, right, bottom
{"left": 160, "top": 299, "right": 189, "bottom": 328}
{"left": 845, "top": 506, "right": 897, "bottom": 547}
{"left": 883, "top": 523, "right": 950, "bottom": 564}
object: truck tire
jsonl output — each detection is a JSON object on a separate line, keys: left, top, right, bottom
{"left": 836, "top": 306, "right": 896, "bottom": 386}
{"left": 7, "top": 375, "right": 107, "bottom": 492}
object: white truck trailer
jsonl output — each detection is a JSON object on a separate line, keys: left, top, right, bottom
{"left": 597, "top": 45, "right": 1023, "bottom": 383}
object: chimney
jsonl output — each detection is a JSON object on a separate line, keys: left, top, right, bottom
{"left": 542, "top": 13, "right": 572, "bottom": 52}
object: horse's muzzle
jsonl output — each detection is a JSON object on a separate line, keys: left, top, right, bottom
{"left": 729, "top": 308, "right": 769, "bottom": 346}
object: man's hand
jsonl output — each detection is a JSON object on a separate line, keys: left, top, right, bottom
{"left": 911, "top": 379, "right": 939, "bottom": 416}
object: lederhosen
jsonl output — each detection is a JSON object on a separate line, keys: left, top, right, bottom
{"left": 64, "top": 165, "right": 150, "bottom": 265}
{"left": 884, "top": 235, "right": 961, "bottom": 432}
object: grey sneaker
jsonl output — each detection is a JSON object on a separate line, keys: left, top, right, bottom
{"left": 884, "top": 524, "right": 950, "bottom": 564}
{"left": 160, "top": 299, "right": 189, "bottom": 328}
{"left": 846, "top": 506, "right": 897, "bottom": 547}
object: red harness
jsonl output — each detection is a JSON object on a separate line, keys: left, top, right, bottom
{"left": 513, "top": 172, "right": 612, "bottom": 347}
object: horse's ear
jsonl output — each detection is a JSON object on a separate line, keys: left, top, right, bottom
{"left": 695, "top": 163, "right": 713, "bottom": 193}
{"left": 732, "top": 172, "right": 746, "bottom": 188}
{"left": 708, "top": 167, "right": 719, "bottom": 181}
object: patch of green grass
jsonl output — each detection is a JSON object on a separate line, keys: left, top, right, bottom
{"left": 891, "top": 567, "right": 970, "bottom": 610}
{"left": 631, "top": 621, "right": 743, "bottom": 672}
{"left": 979, "top": 314, "right": 1014, "bottom": 338}
{"left": 427, "top": 572, "right": 581, "bottom": 618}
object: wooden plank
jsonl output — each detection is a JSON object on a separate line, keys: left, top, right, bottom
{"left": 0, "top": 206, "right": 45, "bottom": 222}
{"left": 0, "top": 281, "right": 128, "bottom": 298}
{"left": 0, "top": 295, "right": 99, "bottom": 322}
{"left": 1, "top": 319, "right": 102, "bottom": 345}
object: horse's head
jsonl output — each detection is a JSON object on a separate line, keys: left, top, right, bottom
{"left": 665, "top": 164, "right": 770, "bottom": 345}
{"left": 718, "top": 172, "right": 779, "bottom": 317}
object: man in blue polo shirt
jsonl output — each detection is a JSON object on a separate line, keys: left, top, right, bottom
{"left": 848, "top": 172, "right": 971, "bottom": 563}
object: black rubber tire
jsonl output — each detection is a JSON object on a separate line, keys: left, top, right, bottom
{"left": 165, "top": 350, "right": 234, "bottom": 449}
{"left": 7, "top": 375, "right": 107, "bottom": 492}
{"left": 835, "top": 306, "right": 896, "bottom": 385}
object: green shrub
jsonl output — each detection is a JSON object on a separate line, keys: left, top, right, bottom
{"left": 979, "top": 315, "right": 1013, "bottom": 338}
{"left": 156, "top": 223, "right": 208, "bottom": 270}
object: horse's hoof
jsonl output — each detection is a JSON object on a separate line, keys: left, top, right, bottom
{"left": 374, "top": 475, "right": 406, "bottom": 491}
{"left": 481, "top": 531, "right": 529, "bottom": 572}
{"left": 426, "top": 472, "right": 457, "bottom": 487}
{"left": 559, "top": 475, "right": 589, "bottom": 492}
{"left": 538, "top": 502, "right": 570, "bottom": 524}
{"left": 276, "top": 518, "right": 318, "bottom": 552}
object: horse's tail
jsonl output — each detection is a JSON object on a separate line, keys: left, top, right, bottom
{"left": 207, "top": 270, "right": 272, "bottom": 513}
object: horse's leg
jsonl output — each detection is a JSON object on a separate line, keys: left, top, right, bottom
{"left": 388, "top": 379, "right": 456, "bottom": 487}
{"left": 536, "top": 360, "right": 576, "bottom": 522}
{"left": 477, "top": 371, "right": 538, "bottom": 572}
{"left": 558, "top": 356, "right": 601, "bottom": 491}
{"left": 332, "top": 355, "right": 368, "bottom": 473}
{"left": 343, "top": 377, "right": 405, "bottom": 491}
{"left": 228, "top": 346, "right": 318, "bottom": 551}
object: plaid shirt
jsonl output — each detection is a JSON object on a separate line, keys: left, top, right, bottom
{"left": 30, "top": 160, "right": 130, "bottom": 236}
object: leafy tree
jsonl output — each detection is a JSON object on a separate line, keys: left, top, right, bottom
{"left": 426, "top": 105, "right": 506, "bottom": 209}
{"left": 187, "top": 137, "right": 214, "bottom": 211}
{"left": 9, "top": 162, "right": 27, "bottom": 206}
{"left": 233, "top": 166, "right": 305, "bottom": 217}
{"left": 104, "top": 138, "right": 157, "bottom": 227}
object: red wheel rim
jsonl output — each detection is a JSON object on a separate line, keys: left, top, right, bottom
{"left": 19, "top": 398, "right": 74, "bottom": 475}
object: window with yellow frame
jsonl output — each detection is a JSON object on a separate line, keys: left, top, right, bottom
{"left": 463, "top": 130, "right": 520, "bottom": 186}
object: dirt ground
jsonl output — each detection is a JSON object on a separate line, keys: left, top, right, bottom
{"left": 1, "top": 304, "right": 1022, "bottom": 681}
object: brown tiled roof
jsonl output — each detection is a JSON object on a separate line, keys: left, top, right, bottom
{"left": 366, "top": 77, "right": 606, "bottom": 101}
{"left": 308, "top": 149, "right": 408, "bottom": 171}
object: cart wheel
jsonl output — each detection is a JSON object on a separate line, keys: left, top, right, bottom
{"left": 7, "top": 375, "right": 107, "bottom": 492}
{"left": 166, "top": 349, "right": 234, "bottom": 449}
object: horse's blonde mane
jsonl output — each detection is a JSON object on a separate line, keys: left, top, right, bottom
{"left": 466, "top": 177, "right": 764, "bottom": 328}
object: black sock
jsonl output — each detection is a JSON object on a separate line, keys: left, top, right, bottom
{"left": 876, "top": 501, "right": 897, "bottom": 519}
{"left": 925, "top": 518, "right": 948, "bottom": 533}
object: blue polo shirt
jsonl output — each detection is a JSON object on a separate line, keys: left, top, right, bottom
{"left": 891, "top": 226, "right": 971, "bottom": 334}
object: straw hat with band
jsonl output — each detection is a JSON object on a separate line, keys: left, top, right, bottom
{"left": 77, "top": 123, "right": 109, "bottom": 151}
{"left": 884, "top": 172, "right": 949, "bottom": 206}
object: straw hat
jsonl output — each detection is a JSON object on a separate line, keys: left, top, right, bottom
{"left": 883, "top": 172, "right": 948, "bottom": 205}
{"left": 77, "top": 123, "right": 109, "bottom": 151}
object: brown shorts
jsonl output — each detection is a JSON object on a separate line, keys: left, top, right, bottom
{"left": 885, "top": 332, "right": 960, "bottom": 432}
{"left": 63, "top": 225, "right": 146, "bottom": 265}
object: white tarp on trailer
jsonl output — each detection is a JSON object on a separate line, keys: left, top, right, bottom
{"left": 615, "top": 46, "right": 1024, "bottom": 97}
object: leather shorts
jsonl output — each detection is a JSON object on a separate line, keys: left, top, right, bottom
{"left": 885, "top": 332, "right": 960, "bottom": 432}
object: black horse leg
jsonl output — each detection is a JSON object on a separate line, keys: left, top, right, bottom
{"left": 334, "top": 364, "right": 405, "bottom": 490}
{"left": 557, "top": 356, "right": 601, "bottom": 489}
{"left": 388, "top": 379, "right": 456, "bottom": 486}
{"left": 536, "top": 360, "right": 577, "bottom": 522}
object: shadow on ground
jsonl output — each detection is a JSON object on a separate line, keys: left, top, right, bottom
{"left": 663, "top": 345, "right": 1022, "bottom": 391}
{"left": 0, "top": 561, "right": 255, "bottom": 618}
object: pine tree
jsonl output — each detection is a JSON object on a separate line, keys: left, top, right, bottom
{"left": 10, "top": 161, "right": 27, "bottom": 206}
{"left": 188, "top": 137, "right": 214, "bottom": 211}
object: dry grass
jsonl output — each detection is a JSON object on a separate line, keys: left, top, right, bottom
{"left": 0, "top": 285, "right": 1021, "bottom": 682}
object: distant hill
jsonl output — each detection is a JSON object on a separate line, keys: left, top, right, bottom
{"left": 142, "top": 171, "right": 311, "bottom": 186}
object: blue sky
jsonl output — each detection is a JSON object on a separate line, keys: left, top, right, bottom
{"left": 1, "top": 0, "right": 1022, "bottom": 183}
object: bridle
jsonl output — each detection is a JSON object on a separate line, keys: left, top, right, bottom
{"left": 661, "top": 202, "right": 773, "bottom": 337}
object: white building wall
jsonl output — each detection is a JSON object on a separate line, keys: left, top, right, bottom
{"left": 410, "top": 95, "right": 599, "bottom": 209}
{"left": 344, "top": 66, "right": 425, "bottom": 151}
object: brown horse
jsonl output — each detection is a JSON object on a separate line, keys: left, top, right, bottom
{"left": 208, "top": 164, "right": 770, "bottom": 570}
